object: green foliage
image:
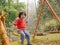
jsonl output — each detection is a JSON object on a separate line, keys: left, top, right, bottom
{"left": 40, "top": 19, "right": 60, "bottom": 32}
{"left": 56, "top": 23, "right": 60, "bottom": 30}
{"left": 0, "top": 0, "right": 26, "bottom": 27}
{"left": 13, "top": 2, "right": 26, "bottom": 11}
{"left": 5, "top": 9, "right": 17, "bottom": 26}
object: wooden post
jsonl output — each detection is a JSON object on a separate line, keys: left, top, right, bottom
{"left": 0, "top": 11, "right": 10, "bottom": 45}
{"left": 33, "top": 0, "right": 46, "bottom": 39}
{"left": 45, "top": 0, "right": 60, "bottom": 24}
{"left": 33, "top": 0, "right": 60, "bottom": 40}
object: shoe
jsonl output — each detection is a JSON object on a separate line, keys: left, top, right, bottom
{"left": 27, "top": 44, "right": 32, "bottom": 45}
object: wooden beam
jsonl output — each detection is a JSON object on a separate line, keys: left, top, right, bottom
{"left": 33, "top": 0, "right": 46, "bottom": 39}
{"left": 45, "top": 0, "right": 60, "bottom": 24}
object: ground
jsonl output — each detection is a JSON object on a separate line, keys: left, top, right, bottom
{"left": 11, "top": 33, "right": 60, "bottom": 45}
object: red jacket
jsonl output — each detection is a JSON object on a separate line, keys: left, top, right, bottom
{"left": 14, "top": 18, "right": 26, "bottom": 30}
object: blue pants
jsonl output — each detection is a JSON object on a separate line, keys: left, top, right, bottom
{"left": 18, "top": 30, "right": 31, "bottom": 45}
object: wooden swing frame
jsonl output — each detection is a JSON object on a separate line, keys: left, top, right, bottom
{"left": 33, "top": 0, "right": 60, "bottom": 39}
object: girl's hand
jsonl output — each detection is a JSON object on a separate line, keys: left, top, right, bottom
{"left": 26, "top": 20, "right": 28, "bottom": 23}
{"left": 26, "top": 20, "right": 28, "bottom": 24}
{"left": 24, "top": 18, "right": 28, "bottom": 24}
{"left": 14, "top": 24, "right": 17, "bottom": 28}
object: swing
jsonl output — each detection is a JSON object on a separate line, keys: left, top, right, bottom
{"left": 33, "top": 0, "right": 60, "bottom": 39}
{"left": 7, "top": 28, "right": 21, "bottom": 37}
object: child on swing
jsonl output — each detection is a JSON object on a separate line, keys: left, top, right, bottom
{"left": 14, "top": 12, "right": 32, "bottom": 45}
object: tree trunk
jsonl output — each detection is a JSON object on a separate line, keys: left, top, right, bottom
{"left": 0, "top": 11, "right": 10, "bottom": 45}
{"left": 0, "top": 21, "right": 10, "bottom": 45}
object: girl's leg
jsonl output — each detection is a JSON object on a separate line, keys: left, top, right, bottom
{"left": 24, "top": 30, "right": 31, "bottom": 44}
{"left": 18, "top": 30, "right": 25, "bottom": 45}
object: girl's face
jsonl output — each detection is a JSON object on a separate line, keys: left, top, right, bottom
{"left": 20, "top": 14, "right": 26, "bottom": 19}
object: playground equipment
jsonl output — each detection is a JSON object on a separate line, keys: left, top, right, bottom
{"left": 33, "top": 0, "right": 60, "bottom": 39}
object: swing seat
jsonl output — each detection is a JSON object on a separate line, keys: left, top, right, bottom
{"left": 7, "top": 28, "right": 21, "bottom": 37}
{"left": 12, "top": 32, "right": 21, "bottom": 37}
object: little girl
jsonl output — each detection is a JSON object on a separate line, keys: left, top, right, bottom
{"left": 14, "top": 12, "right": 32, "bottom": 45}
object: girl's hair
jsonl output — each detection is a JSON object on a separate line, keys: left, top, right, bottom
{"left": 18, "top": 12, "right": 26, "bottom": 18}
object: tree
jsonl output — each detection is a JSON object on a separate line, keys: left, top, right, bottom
{"left": 0, "top": 11, "right": 10, "bottom": 45}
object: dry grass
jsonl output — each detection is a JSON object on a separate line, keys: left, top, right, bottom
{"left": 11, "top": 33, "right": 60, "bottom": 45}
